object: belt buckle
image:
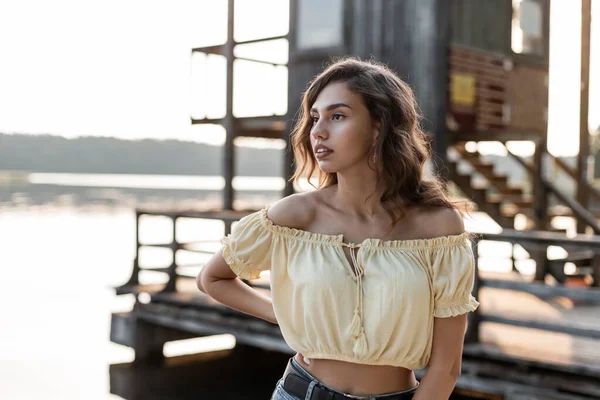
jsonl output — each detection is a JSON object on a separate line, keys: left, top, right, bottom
{"left": 342, "top": 394, "right": 368, "bottom": 399}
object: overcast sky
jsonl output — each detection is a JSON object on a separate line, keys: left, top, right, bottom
{"left": 0, "top": 0, "right": 598, "bottom": 156}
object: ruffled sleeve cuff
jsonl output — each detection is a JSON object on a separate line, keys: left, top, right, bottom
{"left": 221, "top": 236, "right": 263, "bottom": 280}
{"left": 433, "top": 294, "right": 479, "bottom": 318}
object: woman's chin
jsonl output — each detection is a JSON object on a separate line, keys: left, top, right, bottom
{"left": 317, "top": 164, "right": 337, "bottom": 174}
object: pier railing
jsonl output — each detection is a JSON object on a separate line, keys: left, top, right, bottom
{"left": 466, "top": 229, "right": 600, "bottom": 344}
{"left": 117, "top": 209, "right": 600, "bottom": 347}
{"left": 116, "top": 209, "right": 265, "bottom": 295}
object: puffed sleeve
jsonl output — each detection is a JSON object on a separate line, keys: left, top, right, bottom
{"left": 431, "top": 236, "right": 480, "bottom": 318}
{"left": 221, "top": 210, "right": 273, "bottom": 280}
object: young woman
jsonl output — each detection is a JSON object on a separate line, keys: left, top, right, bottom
{"left": 198, "top": 58, "right": 479, "bottom": 400}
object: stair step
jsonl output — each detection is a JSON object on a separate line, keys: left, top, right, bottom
{"left": 486, "top": 175, "right": 508, "bottom": 185}
{"left": 487, "top": 193, "right": 533, "bottom": 203}
{"left": 500, "top": 207, "right": 524, "bottom": 218}
{"left": 468, "top": 158, "right": 492, "bottom": 167}
{"left": 546, "top": 227, "right": 568, "bottom": 234}
{"left": 453, "top": 142, "right": 468, "bottom": 152}
{"left": 482, "top": 192, "right": 532, "bottom": 213}
{"left": 473, "top": 164, "right": 495, "bottom": 174}
{"left": 497, "top": 187, "right": 523, "bottom": 196}
{"left": 509, "top": 200, "right": 533, "bottom": 209}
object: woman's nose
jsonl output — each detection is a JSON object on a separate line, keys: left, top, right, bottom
{"left": 311, "top": 121, "right": 328, "bottom": 140}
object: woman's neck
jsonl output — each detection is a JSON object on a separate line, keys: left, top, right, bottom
{"left": 333, "top": 171, "right": 387, "bottom": 219}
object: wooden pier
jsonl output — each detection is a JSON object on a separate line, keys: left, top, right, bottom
{"left": 108, "top": 1, "right": 600, "bottom": 398}
{"left": 110, "top": 209, "right": 600, "bottom": 400}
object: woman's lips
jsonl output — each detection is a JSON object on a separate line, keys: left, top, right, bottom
{"left": 315, "top": 149, "right": 333, "bottom": 159}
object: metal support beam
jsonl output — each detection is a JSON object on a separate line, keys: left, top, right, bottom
{"left": 532, "top": 139, "right": 549, "bottom": 231}
{"left": 283, "top": 0, "right": 298, "bottom": 197}
{"left": 432, "top": 0, "right": 450, "bottom": 179}
{"left": 465, "top": 237, "right": 481, "bottom": 344}
{"left": 577, "top": 0, "right": 592, "bottom": 233}
{"left": 223, "top": 0, "right": 236, "bottom": 210}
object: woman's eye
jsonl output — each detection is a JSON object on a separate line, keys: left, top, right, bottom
{"left": 332, "top": 114, "right": 344, "bottom": 120}
{"left": 311, "top": 116, "right": 319, "bottom": 124}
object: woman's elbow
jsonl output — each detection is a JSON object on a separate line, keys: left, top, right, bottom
{"left": 447, "top": 361, "right": 462, "bottom": 383}
{"left": 197, "top": 250, "right": 236, "bottom": 296}
{"left": 428, "top": 360, "right": 462, "bottom": 383}
{"left": 452, "top": 366, "right": 461, "bottom": 381}
{"left": 196, "top": 269, "right": 206, "bottom": 293}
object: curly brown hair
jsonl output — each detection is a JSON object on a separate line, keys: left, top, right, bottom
{"left": 290, "top": 57, "right": 475, "bottom": 225}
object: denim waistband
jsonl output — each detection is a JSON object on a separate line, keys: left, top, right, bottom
{"left": 286, "top": 358, "right": 418, "bottom": 399}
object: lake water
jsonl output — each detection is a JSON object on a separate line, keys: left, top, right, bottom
{"left": 0, "top": 205, "right": 300, "bottom": 399}
{"left": 0, "top": 173, "right": 578, "bottom": 399}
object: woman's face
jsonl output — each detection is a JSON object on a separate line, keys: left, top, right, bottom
{"left": 309, "top": 82, "right": 378, "bottom": 175}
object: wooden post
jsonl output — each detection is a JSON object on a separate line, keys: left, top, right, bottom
{"left": 532, "top": 138, "right": 549, "bottom": 281}
{"left": 576, "top": 0, "right": 592, "bottom": 234}
{"left": 165, "top": 215, "right": 178, "bottom": 292}
{"left": 223, "top": 0, "right": 236, "bottom": 210}
{"left": 465, "top": 237, "right": 481, "bottom": 344}
{"left": 125, "top": 211, "right": 142, "bottom": 286}
{"left": 283, "top": 0, "right": 298, "bottom": 198}
{"left": 433, "top": 0, "right": 450, "bottom": 180}
{"left": 110, "top": 312, "right": 198, "bottom": 363}
{"left": 511, "top": 243, "right": 518, "bottom": 272}
{"left": 533, "top": 138, "right": 549, "bottom": 230}
{"left": 593, "top": 253, "right": 600, "bottom": 288}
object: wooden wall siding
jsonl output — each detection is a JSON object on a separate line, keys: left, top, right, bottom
{"left": 450, "top": 0, "right": 512, "bottom": 55}
{"left": 447, "top": 45, "right": 549, "bottom": 138}
{"left": 448, "top": 45, "right": 510, "bottom": 133}
{"left": 506, "top": 65, "right": 548, "bottom": 134}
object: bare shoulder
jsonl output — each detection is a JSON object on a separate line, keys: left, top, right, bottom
{"left": 415, "top": 206, "right": 465, "bottom": 238}
{"left": 266, "top": 191, "right": 318, "bottom": 230}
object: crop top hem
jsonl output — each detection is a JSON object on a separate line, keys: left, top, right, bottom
{"left": 300, "top": 352, "right": 426, "bottom": 370}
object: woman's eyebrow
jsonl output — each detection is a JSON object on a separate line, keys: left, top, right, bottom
{"left": 310, "top": 103, "right": 352, "bottom": 113}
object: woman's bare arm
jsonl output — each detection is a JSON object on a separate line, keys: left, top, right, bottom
{"left": 198, "top": 193, "right": 315, "bottom": 325}
{"left": 412, "top": 314, "right": 467, "bottom": 400}
{"left": 198, "top": 248, "right": 277, "bottom": 324}
{"left": 413, "top": 207, "right": 469, "bottom": 399}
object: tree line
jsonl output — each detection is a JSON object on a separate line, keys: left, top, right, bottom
{"left": 0, "top": 133, "right": 284, "bottom": 177}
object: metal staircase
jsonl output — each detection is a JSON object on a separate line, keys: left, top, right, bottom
{"left": 448, "top": 142, "right": 531, "bottom": 230}
{"left": 448, "top": 142, "right": 598, "bottom": 287}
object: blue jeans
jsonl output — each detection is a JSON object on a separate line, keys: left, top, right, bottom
{"left": 270, "top": 358, "right": 418, "bottom": 400}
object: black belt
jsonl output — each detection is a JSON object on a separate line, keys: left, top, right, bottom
{"left": 282, "top": 360, "right": 415, "bottom": 400}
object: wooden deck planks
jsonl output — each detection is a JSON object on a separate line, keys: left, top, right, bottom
{"left": 126, "top": 272, "right": 600, "bottom": 378}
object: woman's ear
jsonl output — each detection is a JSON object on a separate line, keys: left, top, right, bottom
{"left": 373, "top": 121, "right": 381, "bottom": 141}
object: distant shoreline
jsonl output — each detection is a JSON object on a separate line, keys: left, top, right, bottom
{"left": 0, "top": 132, "right": 283, "bottom": 177}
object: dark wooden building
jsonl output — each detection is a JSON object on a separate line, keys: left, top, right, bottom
{"left": 190, "top": 0, "right": 600, "bottom": 282}
{"left": 193, "top": 0, "right": 552, "bottom": 221}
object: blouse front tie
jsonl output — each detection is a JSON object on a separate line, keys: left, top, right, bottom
{"left": 342, "top": 242, "right": 368, "bottom": 357}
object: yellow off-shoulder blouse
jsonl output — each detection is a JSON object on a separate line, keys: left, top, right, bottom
{"left": 222, "top": 208, "right": 479, "bottom": 370}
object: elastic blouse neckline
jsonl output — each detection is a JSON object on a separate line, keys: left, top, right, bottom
{"left": 258, "top": 207, "right": 472, "bottom": 250}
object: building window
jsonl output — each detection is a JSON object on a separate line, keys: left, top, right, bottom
{"left": 512, "top": 0, "right": 544, "bottom": 56}
{"left": 296, "top": 0, "right": 343, "bottom": 49}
